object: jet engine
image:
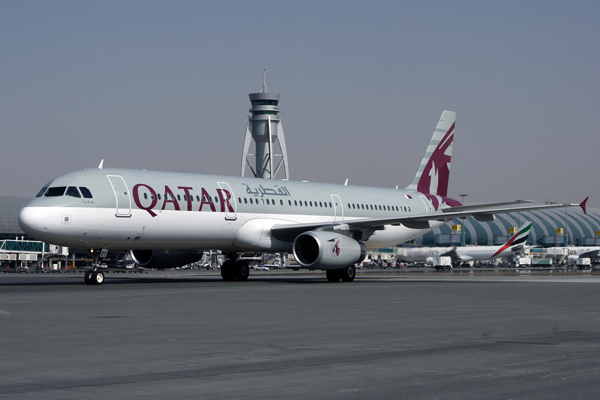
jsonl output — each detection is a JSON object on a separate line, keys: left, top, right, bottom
{"left": 130, "top": 250, "right": 204, "bottom": 269}
{"left": 293, "top": 231, "right": 367, "bottom": 270}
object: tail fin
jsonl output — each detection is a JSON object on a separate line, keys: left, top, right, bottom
{"left": 492, "top": 221, "right": 533, "bottom": 257}
{"left": 506, "top": 221, "right": 533, "bottom": 246}
{"left": 406, "top": 111, "right": 456, "bottom": 197}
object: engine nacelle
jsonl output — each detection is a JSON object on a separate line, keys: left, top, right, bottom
{"left": 130, "top": 250, "right": 204, "bottom": 269}
{"left": 293, "top": 231, "right": 367, "bottom": 270}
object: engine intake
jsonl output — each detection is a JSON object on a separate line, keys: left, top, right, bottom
{"left": 293, "top": 231, "right": 367, "bottom": 270}
{"left": 130, "top": 250, "right": 204, "bottom": 269}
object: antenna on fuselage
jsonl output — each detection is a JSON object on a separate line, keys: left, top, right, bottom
{"left": 344, "top": 178, "right": 348, "bottom": 186}
{"left": 98, "top": 159, "right": 104, "bottom": 170}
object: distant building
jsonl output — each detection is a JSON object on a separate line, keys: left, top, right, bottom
{"left": 0, "top": 195, "right": 28, "bottom": 240}
{"left": 418, "top": 207, "right": 600, "bottom": 247}
{"left": 241, "top": 71, "right": 289, "bottom": 180}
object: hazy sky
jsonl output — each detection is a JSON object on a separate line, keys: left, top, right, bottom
{"left": 2, "top": 1, "right": 599, "bottom": 207}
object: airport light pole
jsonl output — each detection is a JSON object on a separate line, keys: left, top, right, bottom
{"left": 459, "top": 194, "right": 467, "bottom": 246}
{"left": 565, "top": 204, "right": 569, "bottom": 246}
{"left": 516, "top": 199, "right": 524, "bottom": 226}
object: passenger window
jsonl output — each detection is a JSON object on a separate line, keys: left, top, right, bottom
{"left": 36, "top": 187, "right": 48, "bottom": 197}
{"left": 66, "top": 186, "right": 81, "bottom": 198}
{"left": 244, "top": 198, "right": 247, "bottom": 204}
{"left": 143, "top": 193, "right": 148, "bottom": 200}
{"left": 45, "top": 187, "right": 66, "bottom": 197}
{"left": 280, "top": 200, "right": 283, "bottom": 205}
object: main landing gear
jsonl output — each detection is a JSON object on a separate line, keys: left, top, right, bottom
{"left": 220, "top": 254, "right": 249, "bottom": 282}
{"left": 326, "top": 265, "right": 356, "bottom": 282}
{"left": 84, "top": 248, "right": 107, "bottom": 285}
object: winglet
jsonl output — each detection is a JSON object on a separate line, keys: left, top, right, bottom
{"left": 580, "top": 197, "right": 588, "bottom": 215}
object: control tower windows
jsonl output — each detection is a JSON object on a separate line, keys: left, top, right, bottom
{"left": 251, "top": 100, "right": 278, "bottom": 106}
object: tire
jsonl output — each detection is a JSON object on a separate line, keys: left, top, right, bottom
{"left": 326, "top": 269, "right": 341, "bottom": 282}
{"left": 340, "top": 265, "right": 356, "bottom": 282}
{"left": 92, "top": 271, "right": 104, "bottom": 285}
{"left": 84, "top": 270, "right": 94, "bottom": 285}
{"left": 234, "top": 261, "right": 249, "bottom": 281}
{"left": 220, "top": 260, "right": 235, "bottom": 281}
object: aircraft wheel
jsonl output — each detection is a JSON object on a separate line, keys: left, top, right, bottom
{"left": 234, "top": 260, "right": 249, "bottom": 281}
{"left": 93, "top": 271, "right": 105, "bottom": 285}
{"left": 220, "top": 260, "right": 235, "bottom": 281}
{"left": 339, "top": 265, "right": 356, "bottom": 282}
{"left": 84, "top": 270, "right": 94, "bottom": 285}
{"left": 326, "top": 269, "right": 341, "bottom": 282}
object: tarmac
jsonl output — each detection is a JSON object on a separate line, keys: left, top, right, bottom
{"left": 1, "top": 269, "right": 600, "bottom": 399}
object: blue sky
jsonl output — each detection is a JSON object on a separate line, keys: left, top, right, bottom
{"left": 1, "top": 1, "right": 599, "bottom": 207}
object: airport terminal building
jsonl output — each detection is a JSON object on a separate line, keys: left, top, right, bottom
{"left": 417, "top": 207, "right": 600, "bottom": 247}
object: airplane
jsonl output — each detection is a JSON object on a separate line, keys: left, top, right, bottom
{"left": 396, "top": 221, "right": 533, "bottom": 268}
{"left": 542, "top": 246, "right": 600, "bottom": 263}
{"left": 18, "top": 110, "right": 588, "bottom": 285}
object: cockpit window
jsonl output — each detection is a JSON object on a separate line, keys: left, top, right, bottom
{"left": 66, "top": 186, "right": 81, "bottom": 198}
{"left": 45, "top": 186, "right": 66, "bottom": 197}
{"left": 36, "top": 187, "right": 48, "bottom": 197}
{"left": 79, "top": 187, "right": 93, "bottom": 199}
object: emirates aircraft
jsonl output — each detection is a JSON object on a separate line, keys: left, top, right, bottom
{"left": 396, "top": 221, "right": 533, "bottom": 267}
{"left": 18, "top": 111, "right": 587, "bottom": 285}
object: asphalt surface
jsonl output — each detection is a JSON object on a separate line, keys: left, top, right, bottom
{"left": 1, "top": 269, "right": 600, "bottom": 399}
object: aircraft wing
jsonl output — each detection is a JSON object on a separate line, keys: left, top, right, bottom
{"left": 578, "top": 249, "right": 600, "bottom": 259}
{"left": 271, "top": 200, "right": 587, "bottom": 242}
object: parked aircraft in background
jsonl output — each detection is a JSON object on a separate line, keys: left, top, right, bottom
{"left": 396, "top": 221, "right": 533, "bottom": 267}
{"left": 18, "top": 111, "right": 587, "bottom": 285}
{"left": 543, "top": 246, "right": 600, "bottom": 263}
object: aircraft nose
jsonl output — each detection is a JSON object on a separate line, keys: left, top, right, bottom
{"left": 18, "top": 206, "right": 50, "bottom": 235}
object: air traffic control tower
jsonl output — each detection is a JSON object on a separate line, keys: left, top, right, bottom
{"left": 241, "top": 71, "right": 289, "bottom": 179}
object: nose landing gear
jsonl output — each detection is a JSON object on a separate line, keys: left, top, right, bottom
{"left": 84, "top": 248, "right": 107, "bottom": 285}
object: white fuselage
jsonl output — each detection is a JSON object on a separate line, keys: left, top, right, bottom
{"left": 18, "top": 168, "right": 448, "bottom": 253}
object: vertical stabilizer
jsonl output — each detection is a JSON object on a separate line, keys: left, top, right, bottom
{"left": 406, "top": 111, "right": 456, "bottom": 197}
{"left": 491, "top": 221, "right": 533, "bottom": 257}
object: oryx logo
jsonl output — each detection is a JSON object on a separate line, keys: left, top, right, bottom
{"left": 333, "top": 239, "right": 341, "bottom": 256}
{"left": 417, "top": 122, "right": 454, "bottom": 197}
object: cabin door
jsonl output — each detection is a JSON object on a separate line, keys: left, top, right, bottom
{"left": 107, "top": 175, "right": 132, "bottom": 217}
{"left": 330, "top": 194, "right": 344, "bottom": 222}
{"left": 217, "top": 182, "right": 237, "bottom": 220}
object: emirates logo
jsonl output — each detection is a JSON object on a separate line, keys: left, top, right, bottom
{"left": 333, "top": 239, "right": 341, "bottom": 256}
